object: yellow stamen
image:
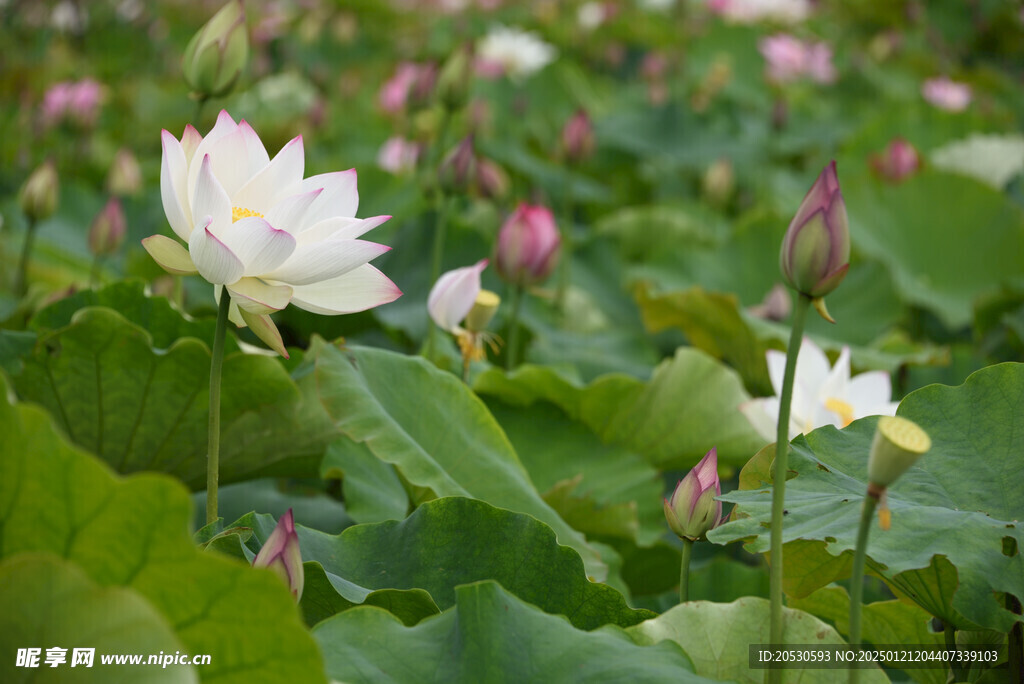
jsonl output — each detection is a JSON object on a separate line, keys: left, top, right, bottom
{"left": 231, "top": 206, "right": 264, "bottom": 222}
{"left": 824, "top": 397, "right": 855, "bottom": 427}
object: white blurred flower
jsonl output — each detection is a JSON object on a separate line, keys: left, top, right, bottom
{"left": 143, "top": 110, "right": 401, "bottom": 357}
{"left": 637, "top": 0, "right": 675, "bottom": 11}
{"left": 476, "top": 25, "right": 557, "bottom": 81}
{"left": 428, "top": 259, "right": 487, "bottom": 334}
{"left": 377, "top": 136, "right": 420, "bottom": 175}
{"left": 931, "top": 133, "right": 1024, "bottom": 189}
{"left": 740, "top": 338, "right": 899, "bottom": 441}
{"left": 578, "top": 2, "right": 606, "bottom": 30}
{"left": 709, "top": 0, "right": 810, "bottom": 24}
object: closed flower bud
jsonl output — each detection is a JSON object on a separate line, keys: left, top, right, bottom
{"left": 438, "top": 135, "right": 476, "bottom": 195}
{"left": 779, "top": 160, "right": 850, "bottom": 303}
{"left": 252, "top": 508, "right": 304, "bottom": 601}
{"left": 476, "top": 157, "right": 510, "bottom": 201}
{"left": 88, "top": 197, "right": 126, "bottom": 257}
{"left": 20, "top": 160, "right": 60, "bottom": 222}
{"left": 107, "top": 148, "right": 143, "bottom": 197}
{"left": 869, "top": 138, "right": 920, "bottom": 184}
{"left": 562, "top": 109, "right": 594, "bottom": 164}
{"left": 435, "top": 43, "right": 473, "bottom": 112}
{"left": 495, "top": 204, "right": 560, "bottom": 287}
{"left": 703, "top": 157, "right": 735, "bottom": 207}
{"left": 664, "top": 447, "right": 722, "bottom": 541}
{"left": 182, "top": 0, "right": 248, "bottom": 100}
{"left": 867, "top": 416, "right": 930, "bottom": 488}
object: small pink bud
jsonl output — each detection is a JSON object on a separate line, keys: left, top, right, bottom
{"left": 869, "top": 138, "right": 920, "bottom": 183}
{"left": 779, "top": 161, "right": 850, "bottom": 300}
{"left": 252, "top": 509, "right": 304, "bottom": 601}
{"left": 476, "top": 158, "right": 510, "bottom": 201}
{"left": 438, "top": 135, "right": 476, "bottom": 195}
{"left": 664, "top": 447, "right": 722, "bottom": 541}
{"left": 562, "top": 109, "right": 594, "bottom": 164}
{"left": 88, "top": 197, "right": 126, "bottom": 257}
{"left": 495, "top": 204, "right": 561, "bottom": 287}
{"left": 921, "top": 77, "right": 971, "bottom": 112}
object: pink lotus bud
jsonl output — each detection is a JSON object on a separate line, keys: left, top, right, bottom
{"left": 252, "top": 509, "right": 304, "bottom": 601}
{"left": 438, "top": 135, "right": 476, "bottom": 195}
{"left": 495, "top": 204, "right": 561, "bottom": 287}
{"left": 779, "top": 160, "right": 850, "bottom": 300}
{"left": 19, "top": 160, "right": 60, "bottom": 222}
{"left": 759, "top": 34, "right": 806, "bottom": 83}
{"left": 107, "top": 148, "right": 143, "bottom": 196}
{"left": 378, "top": 62, "right": 420, "bottom": 114}
{"left": 664, "top": 447, "right": 722, "bottom": 541}
{"left": 921, "top": 77, "right": 971, "bottom": 112}
{"left": 476, "top": 157, "right": 510, "bottom": 201}
{"left": 869, "top": 138, "right": 920, "bottom": 183}
{"left": 562, "top": 109, "right": 595, "bottom": 164}
{"left": 88, "top": 197, "right": 126, "bottom": 257}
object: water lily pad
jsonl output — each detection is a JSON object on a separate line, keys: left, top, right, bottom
{"left": 0, "top": 376, "right": 326, "bottom": 683}
{"left": 710, "top": 363, "right": 1024, "bottom": 632}
{"left": 312, "top": 340, "right": 605, "bottom": 580}
{"left": 313, "top": 581, "right": 711, "bottom": 684}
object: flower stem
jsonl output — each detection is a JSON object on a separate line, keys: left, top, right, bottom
{"left": 557, "top": 171, "right": 574, "bottom": 313}
{"left": 848, "top": 488, "right": 880, "bottom": 684}
{"left": 679, "top": 538, "right": 694, "bottom": 604}
{"left": 205, "top": 291, "right": 231, "bottom": 525}
{"left": 943, "top": 622, "right": 968, "bottom": 684}
{"left": 505, "top": 283, "right": 524, "bottom": 370}
{"left": 767, "top": 291, "right": 811, "bottom": 684}
{"left": 193, "top": 96, "right": 207, "bottom": 127}
{"left": 14, "top": 216, "right": 37, "bottom": 296}
{"left": 89, "top": 255, "right": 102, "bottom": 289}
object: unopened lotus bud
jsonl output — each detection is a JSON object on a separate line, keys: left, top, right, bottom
{"left": 438, "top": 135, "right": 476, "bottom": 195}
{"left": 88, "top": 198, "right": 126, "bottom": 257}
{"left": 867, "top": 416, "right": 930, "bottom": 488}
{"left": 107, "top": 148, "right": 143, "bottom": 197}
{"left": 779, "top": 161, "right": 850, "bottom": 307}
{"left": 182, "top": 0, "right": 248, "bottom": 100}
{"left": 664, "top": 447, "right": 723, "bottom": 541}
{"left": 495, "top": 204, "right": 561, "bottom": 287}
{"left": 252, "top": 508, "right": 304, "bottom": 601}
{"left": 476, "top": 158, "right": 510, "bottom": 201}
{"left": 562, "top": 109, "right": 594, "bottom": 164}
{"left": 20, "top": 160, "right": 59, "bottom": 222}
{"left": 435, "top": 43, "right": 473, "bottom": 112}
{"left": 703, "top": 157, "right": 735, "bottom": 207}
{"left": 464, "top": 289, "right": 500, "bottom": 332}
{"left": 869, "top": 138, "right": 920, "bottom": 184}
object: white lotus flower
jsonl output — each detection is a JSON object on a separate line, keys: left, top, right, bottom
{"left": 476, "top": 25, "right": 556, "bottom": 81}
{"left": 143, "top": 110, "right": 401, "bottom": 356}
{"left": 740, "top": 337, "right": 899, "bottom": 441}
{"left": 428, "top": 259, "right": 487, "bottom": 334}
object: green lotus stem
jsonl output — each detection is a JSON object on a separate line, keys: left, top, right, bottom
{"left": 89, "top": 255, "right": 103, "bottom": 289}
{"left": 943, "top": 623, "right": 965, "bottom": 684}
{"left": 767, "top": 292, "right": 811, "bottom": 684}
{"left": 1008, "top": 595, "right": 1023, "bottom": 684}
{"left": 557, "top": 171, "right": 574, "bottom": 313}
{"left": 14, "top": 216, "right": 37, "bottom": 296}
{"left": 194, "top": 96, "right": 207, "bottom": 127}
{"left": 505, "top": 283, "right": 524, "bottom": 370}
{"left": 205, "top": 291, "right": 231, "bottom": 525}
{"left": 848, "top": 489, "right": 879, "bottom": 684}
{"left": 679, "top": 538, "right": 694, "bottom": 604}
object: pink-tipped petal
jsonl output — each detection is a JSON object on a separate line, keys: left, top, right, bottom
{"left": 265, "top": 239, "right": 391, "bottom": 286}
{"left": 237, "top": 119, "right": 271, "bottom": 174}
{"left": 296, "top": 169, "right": 359, "bottom": 227}
{"left": 427, "top": 259, "right": 488, "bottom": 331}
{"left": 189, "top": 220, "right": 245, "bottom": 285}
{"left": 219, "top": 216, "right": 297, "bottom": 276}
{"left": 296, "top": 214, "right": 391, "bottom": 244}
{"left": 160, "top": 130, "right": 193, "bottom": 241}
{"left": 289, "top": 264, "right": 402, "bottom": 315}
{"left": 263, "top": 188, "right": 323, "bottom": 236}
{"left": 181, "top": 124, "right": 203, "bottom": 166}
{"left": 191, "top": 155, "right": 233, "bottom": 238}
{"left": 232, "top": 135, "right": 306, "bottom": 214}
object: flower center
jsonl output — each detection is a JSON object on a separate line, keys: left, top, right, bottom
{"left": 824, "top": 397, "right": 855, "bottom": 427}
{"left": 232, "top": 206, "right": 264, "bottom": 222}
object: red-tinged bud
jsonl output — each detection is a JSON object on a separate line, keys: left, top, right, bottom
{"left": 495, "top": 203, "right": 561, "bottom": 287}
{"left": 779, "top": 161, "right": 850, "bottom": 302}
{"left": 88, "top": 197, "right": 127, "bottom": 257}
{"left": 562, "top": 109, "right": 594, "bottom": 164}
{"left": 869, "top": 138, "right": 920, "bottom": 183}
{"left": 252, "top": 509, "right": 304, "bottom": 601}
{"left": 476, "top": 157, "right": 510, "bottom": 201}
{"left": 438, "top": 135, "right": 476, "bottom": 195}
{"left": 664, "top": 447, "right": 723, "bottom": 541}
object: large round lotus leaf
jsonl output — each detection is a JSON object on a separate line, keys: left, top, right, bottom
{"left": 628, "top": 597, "right": 888, "bottom": 684}
{"left": 710, "top": 363, "right": 1024, "bottom": 632}
{"left": 313, "top": 581, "right": 714, "bottom": 684}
